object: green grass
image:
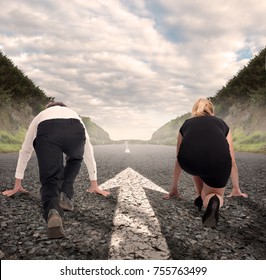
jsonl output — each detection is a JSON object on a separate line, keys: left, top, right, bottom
{"left": 0, "top": 143, "right": 23, "bottom": 152}
{"left": 0, "top": 129, "right": 26, "bottom": 153}
{"left": 232, "top": 129, "right": 266, "bottom": 154}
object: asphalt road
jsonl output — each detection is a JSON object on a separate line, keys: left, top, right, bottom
{"left": 0, "top": 144, "right": 265, "bottom": 260}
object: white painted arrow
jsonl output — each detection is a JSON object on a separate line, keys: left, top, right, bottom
{"left": 100, "top": 167, "right": 170, "bottom": 260}
{"left": 124, "top": 141, "right": 130, "bottom": 153}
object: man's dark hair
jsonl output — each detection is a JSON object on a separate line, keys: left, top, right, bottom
{"left": 45, "top": 102, "right": 67, "bottom": 108}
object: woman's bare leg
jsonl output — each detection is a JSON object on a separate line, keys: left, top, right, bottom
{"left": 201, "top": 184, "right": 225, "bottom": 227}
{"left": 201, "top": 184, "right": 225, "bottom": 208}
{"left": 192, "top": 176, "right": 204, "bottom": 197}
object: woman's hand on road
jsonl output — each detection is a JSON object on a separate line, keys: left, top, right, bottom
{"left": 228, "top": 189, "right": 248, "bottom": 198}
{"left": 163, "top": 189, "right": 180, "bottom": 200}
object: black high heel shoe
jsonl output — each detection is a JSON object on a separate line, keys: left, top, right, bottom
{"left": 202, "top": 195, "right": 220, "bottom": 228}
{"left": 194, "top": 196, "right": 203, "bottom": 211}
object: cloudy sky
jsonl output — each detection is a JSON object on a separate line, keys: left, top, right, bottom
{"left": 1, "top": 0, "right": 265, "bottom": 140}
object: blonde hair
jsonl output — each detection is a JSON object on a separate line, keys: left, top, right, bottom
{"left": 191, "top": 98, "right": 214, "bottom": 117}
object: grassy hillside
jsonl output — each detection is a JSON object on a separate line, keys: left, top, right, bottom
{"left": 0, "top": 51, "right": 53, "bottom": 132}
{"left": 149, "top": 113, "right": 190, "bottom": 145}
{"left": 149, "top": 47, "right": 266, "bottom": 153}
{"left": 211, "top": 47, "right": 266, "bottom": 112}
{"left": 82, "top": 117, "right": 112, "bottom": 145}
{"left": 0, "top": 52, "right": 112, "bottom": 152}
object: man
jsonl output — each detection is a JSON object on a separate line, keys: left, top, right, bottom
{"left": 2, "top": 101, "right": 109, "bottom": 239}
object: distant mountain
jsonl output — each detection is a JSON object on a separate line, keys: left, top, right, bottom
{"left": 149, "top": 47, "right": 266, "bottom": 153}
{"left": 0, "top": 51, "right": 112, "bottom": 151}
{"left": 149, "top": 113, "right": 190, "bottom": 145}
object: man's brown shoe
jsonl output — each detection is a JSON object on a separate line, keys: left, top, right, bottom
{"left": 47, "top": 209, "right": 66, "bottom": 239}
{"left": 59, "top": 192, "right": 74, "bottom": 211}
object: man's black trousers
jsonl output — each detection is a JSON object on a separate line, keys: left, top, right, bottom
{"left": 33, "top": 119, "right": 85, "bottom": 221}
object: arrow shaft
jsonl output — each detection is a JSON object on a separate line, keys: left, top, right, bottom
{"left": 106, "top": 168, "right": 170, "bottom": 259}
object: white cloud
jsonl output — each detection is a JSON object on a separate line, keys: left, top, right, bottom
{"left": 0, "top": 0, "right": 265, "bottom": 140}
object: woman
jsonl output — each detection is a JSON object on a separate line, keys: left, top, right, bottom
{"left": 164, "top": 98, "right": 248, "bottom": 227}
